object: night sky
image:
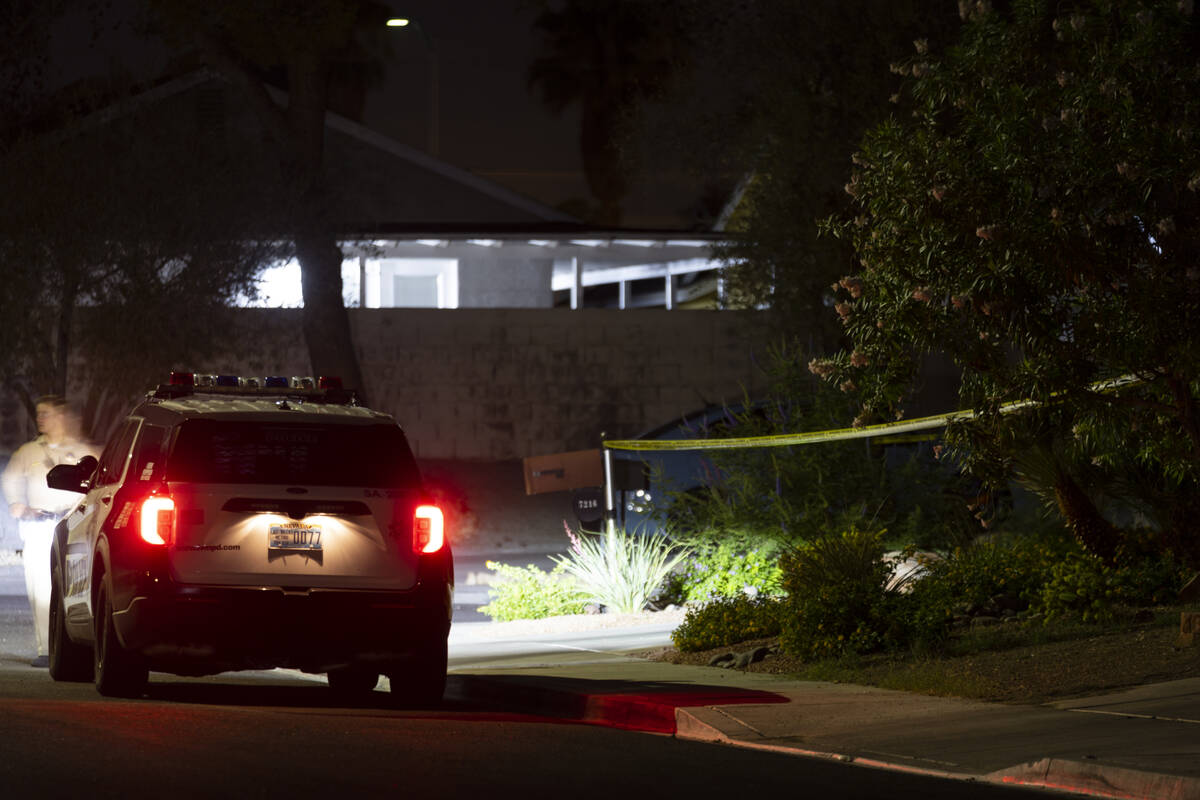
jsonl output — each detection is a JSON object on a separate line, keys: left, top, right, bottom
{"left": 39, "top": 0, "right": 698, "bottom": 229}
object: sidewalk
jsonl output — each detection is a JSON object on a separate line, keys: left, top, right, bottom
{"left": 448, "top": 658, "right": 1200, "bottom": 800}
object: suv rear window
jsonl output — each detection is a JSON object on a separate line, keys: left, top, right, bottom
{"left": 165, "top": 420, "right": 422, "bottom": 487}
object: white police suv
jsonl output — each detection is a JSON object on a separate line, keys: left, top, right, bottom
{"left": 45, "top": 373, "right": 452, "bottom": 705}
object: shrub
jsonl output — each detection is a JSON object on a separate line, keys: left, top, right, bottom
{"left": 553, "top": 523, "right": 691, "bottom": 614}
{"left": 903, "top": 534, "right": 1067, "bottom": 645}
{"left": 1034, "top": 539, "right": 1187, "bottom": 622}
{"left": 476, "top": 561, "right": 589, "bottom": 622}
{"left": 661, "top": 541, "right": 785, "bottom": 604}
{"left": 670, "top": 595, "right": 785, "bottom": 652}
{"left": 778, "top": 525, "right": 901, "bottom": 659}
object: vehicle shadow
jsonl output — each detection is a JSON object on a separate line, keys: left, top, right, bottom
{"left": 140, "top": 674, "right": 575, "bottom": 722}
{"left": 137, "top": 672, "right": 789, "bottom": 734}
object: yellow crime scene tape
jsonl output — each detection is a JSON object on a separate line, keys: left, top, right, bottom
{"left": 601, "top": 375, "right": 1141, "bottom": 453}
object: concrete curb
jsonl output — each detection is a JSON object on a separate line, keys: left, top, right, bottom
{"left": 450, "top": 673, "right": 1200, "bottom": 800}
{"left": 448, "top": 674, "right": 680, "bottom": 733}
{"left": 987, "top": 758, "right": 1200, "bottom": 800}
{"left": 674, "top": 706, "right": 982, "bottom": 785}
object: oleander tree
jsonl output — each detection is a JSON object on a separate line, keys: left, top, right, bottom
{"left": 817, "top": 0, "right": 1200, "bottom": 565}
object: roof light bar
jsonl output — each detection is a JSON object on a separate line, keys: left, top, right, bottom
{"left": 152, "top": 373, "right": 356, "bottom": 405}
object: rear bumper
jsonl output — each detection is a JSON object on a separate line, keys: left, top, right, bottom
{"left": 113, "top": 580, "right": 452, "bottom": 675}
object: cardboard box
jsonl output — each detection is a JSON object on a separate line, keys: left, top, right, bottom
{"left": 522, "top": 449, "right": 604, "bottom": 495}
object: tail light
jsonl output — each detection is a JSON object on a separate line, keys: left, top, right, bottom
{"left": 140, "top": 496, "right": 176, "bottom": 546}
{"left": 413, "top": 505, "right": 444, "bottom": 554}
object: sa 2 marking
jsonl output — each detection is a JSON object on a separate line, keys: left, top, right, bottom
{"left": 364, "top": 489, "right": 405, "bottom": 498}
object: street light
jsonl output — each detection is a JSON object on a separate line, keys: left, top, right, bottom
{"left": 386, "top": 17, "right": 438, "bottom": 157}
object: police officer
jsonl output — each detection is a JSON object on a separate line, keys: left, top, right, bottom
{"left": 1, "top": 396, "right": 98, "bottom": 667}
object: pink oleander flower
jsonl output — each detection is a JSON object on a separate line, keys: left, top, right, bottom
{"left": 835, "top": 302, "right": 853, "bottom": 320}
{"left": 911, "top": 287, "right": 933, "bottom": 303}
{"left": 807, "top": 358, "right": 835, "bottom": 378}
{"left": 849, "top": 350, "right": 870, "bottom": 367}
{"left": 563, "top": 520, "right": 583, "bottom": 555}
{"left": 840, "top": 379, "right": 858, "bottom": 393}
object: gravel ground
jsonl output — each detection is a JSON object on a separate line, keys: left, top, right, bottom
{"left": 640, "top": 623, "right": 1200, "bottom": 704}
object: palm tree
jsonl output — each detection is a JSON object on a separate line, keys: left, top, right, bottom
{"left": 527, "top": 0, "right": 682, "bottom": 226}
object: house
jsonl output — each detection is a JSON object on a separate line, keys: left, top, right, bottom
{"left": 0, "top": 69, "right": 771, "bottom": 552}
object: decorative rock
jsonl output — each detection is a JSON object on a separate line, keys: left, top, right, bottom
{"left": 733, "top": 645, "right": 771, "bottom": 668}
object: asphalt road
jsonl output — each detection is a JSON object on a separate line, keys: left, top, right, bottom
{"left": 0, "top": 589, "right": 1058, "bottom": 799}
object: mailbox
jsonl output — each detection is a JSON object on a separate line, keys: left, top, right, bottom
{"left": 522, "top": 449, "right": 604, "bottom": 495}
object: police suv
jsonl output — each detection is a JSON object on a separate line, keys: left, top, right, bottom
{"left": 45, "top": 373, "right": 452, "bottom": 704}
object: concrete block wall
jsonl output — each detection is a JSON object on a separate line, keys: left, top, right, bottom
{"left": 349, "top": 308, "right": 769, "bottom": 461}
{"left": 200, "top": 307, "right": 770, "bottom": 461}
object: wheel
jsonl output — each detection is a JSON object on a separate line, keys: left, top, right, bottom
{"left": 48, "top": 574, "right": 93, "bottom": 682}
{"left": 93, "top": 579, "right": 148, "bottom": 698}
{"left": 387, "top": 638, "right": 447, "bottom": 708}
{"left": 326, "top": 666, "right": 379, "bottom": 697}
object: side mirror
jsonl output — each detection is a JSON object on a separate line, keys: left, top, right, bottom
{"left": 47, "top": 455, "right": 98, "bottom": 494}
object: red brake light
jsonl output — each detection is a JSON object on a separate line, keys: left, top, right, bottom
{"left": 169, "top": 371, "right": 195, "bottom": 386}
{"left": 414, "top": 505, "right": 444, "bottom": 554}
{"left": 140, "top": 496, "right": 175, "bottom": 546}
{"left": 318, "top": 376, "right": 343, "bottom": 389}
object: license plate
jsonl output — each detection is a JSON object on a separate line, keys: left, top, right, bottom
{"left": 268, "top": 523, "right": 322, "bottom": 551}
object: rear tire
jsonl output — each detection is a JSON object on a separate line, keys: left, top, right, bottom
{"left": 93, "top": 579, "right": 148, "bottom": 698}
{"left": 326, "top": 666, "right": 379, "bottom": 697}
{"left": 387, "top": 638, "right": 447, "bottom": 708}
{"left": 48, "top": 575, "right": 93, "bottom": 682}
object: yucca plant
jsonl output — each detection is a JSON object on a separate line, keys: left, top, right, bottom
{"left": 552, "top": 521, "right": 691, "bottom": 614}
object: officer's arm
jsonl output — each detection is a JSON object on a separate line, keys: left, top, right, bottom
{"left": 1, "top": 443, "right": 32, "bottom": 514}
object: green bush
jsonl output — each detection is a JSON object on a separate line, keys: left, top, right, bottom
{"left": 476, "top": 561, "right": 589, "bottom": 622}
{"left": 903, "top": 534, "right": 1067, "bottom": 645}
{"left": 1034, "top": 541, "right": 1187, "bottom": 622}
{"left": 661, "top": 541, "right": 785, "bottom": 604}
{"left": 904, "top": 528, "right": 1187, "bottom": 638}
{"left": 553, "top": 524, "right": 690, "bottom": 614}
{"left": 670, "top": 595, "right": 785, "bottom": 652}
{"left": 779, "top": 525, "right": 902, "bottom": 659}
